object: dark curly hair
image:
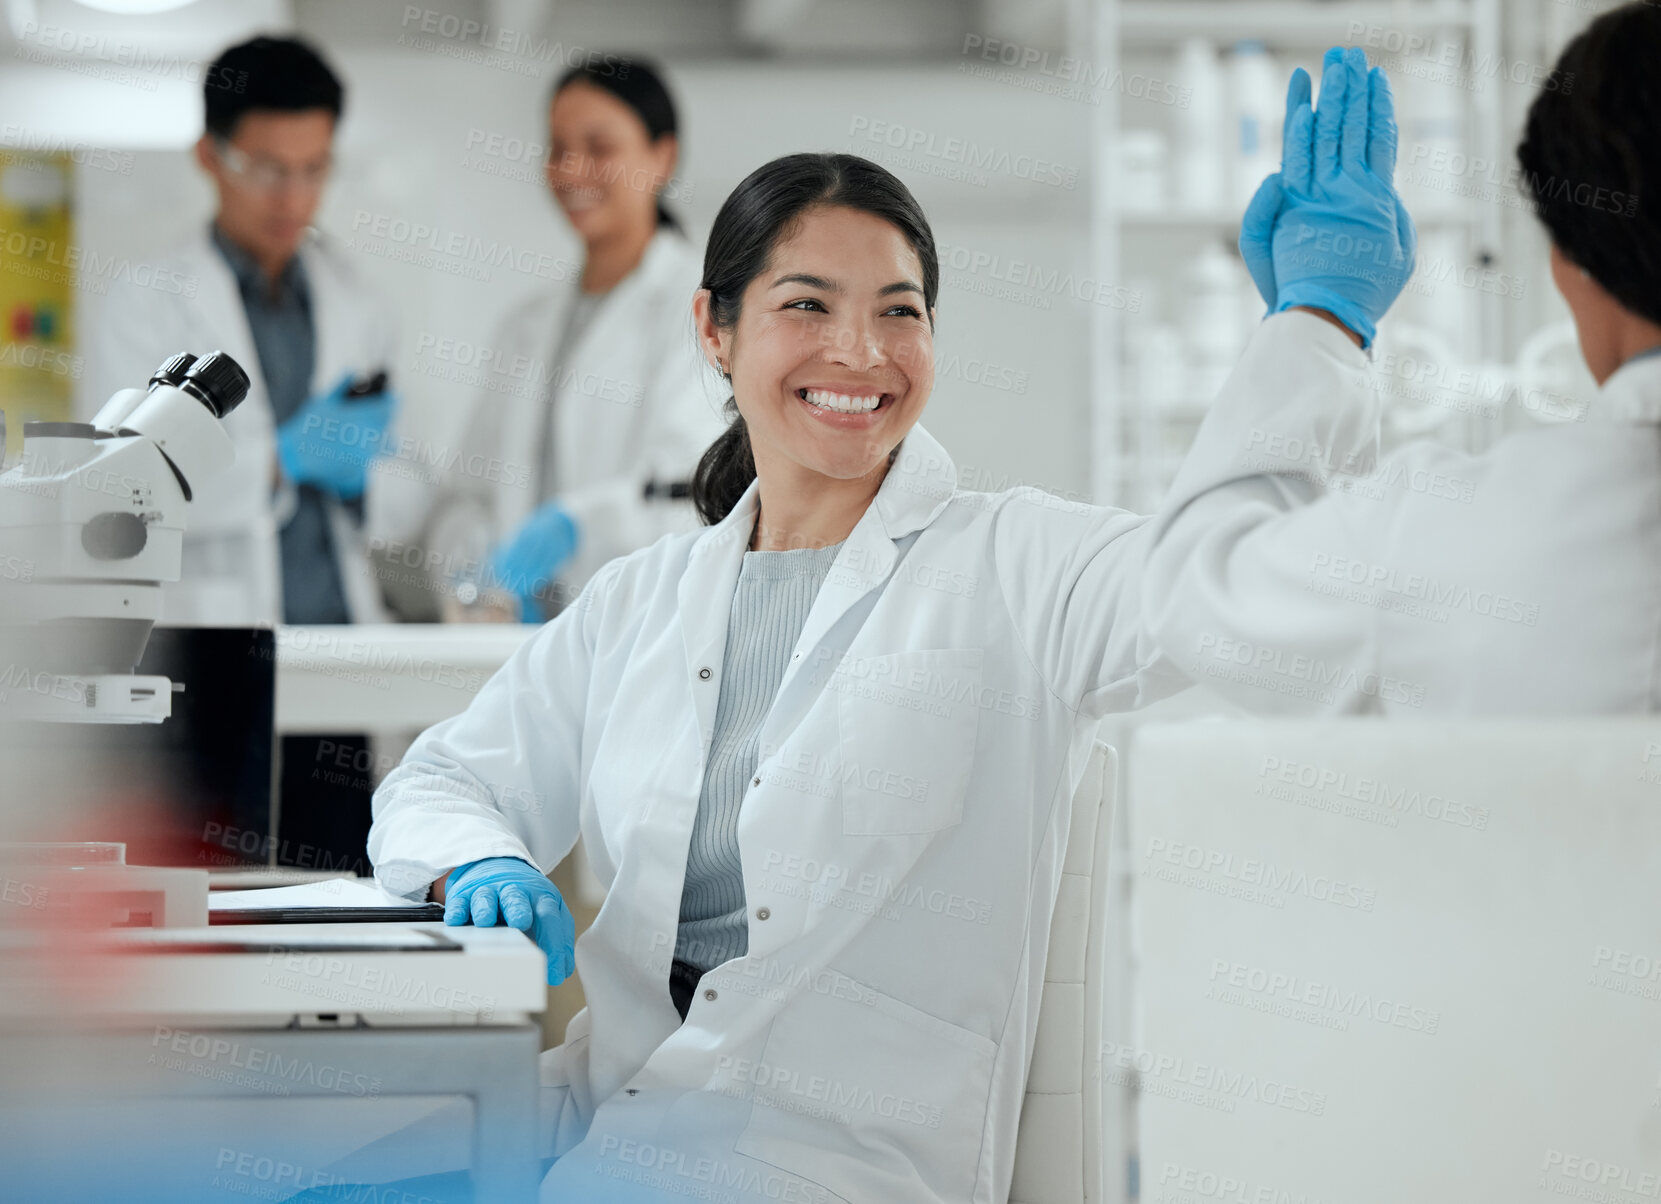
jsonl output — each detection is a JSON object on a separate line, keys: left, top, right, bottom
{"left": 1517, "top": 2, "right": 1661, "bottom": 326}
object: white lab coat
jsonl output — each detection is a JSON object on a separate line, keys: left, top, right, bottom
{"left": 369, "top": 313, "right": 1365, "bottom": 1203}
{"left": 1145, "top": 334, "right": 1661, "bottom": 713}
{"left": 423, "top": 228, "right": 724, "bottom": 595}
{"left": 79, "top": 227, "right": 400, "bottom": 626}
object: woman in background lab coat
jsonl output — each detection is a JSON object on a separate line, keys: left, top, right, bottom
{"left": 364, "top": 50, "right": 1405, "bottom": 1204}
{"left": 1146, "top": 5, "right": 1661, "bottom": 714}
{"left": 424, "top": 58, "right": 722, "bottom": 621}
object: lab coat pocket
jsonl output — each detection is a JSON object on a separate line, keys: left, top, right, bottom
{"left": 732, "top": 983, "right": 997, "bottom": 1202}
{"left": 835, "top": 649, "right": 982, "bottom": 836}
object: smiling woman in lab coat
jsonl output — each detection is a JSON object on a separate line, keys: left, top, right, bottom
{"left": 368, "top": 53, "right": 1403, "bottom": 1204}
{"left": 422, "top": 58, "right": 722, "bottom": 622}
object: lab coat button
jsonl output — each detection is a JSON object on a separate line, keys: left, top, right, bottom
{"left": 752, "top": 776, "right": 761, "bottom": 786}
{"left": 703, "top": 988, "right": 718, "bottom": 1002}
{"left": 625, "top": 1088, "right": 639, "bottom": 1096}
{"left": 697, "top": 666, "right": 712, "bottom": 680}
{"left": 755, "top": 907, "right": 770, "bottom": 921}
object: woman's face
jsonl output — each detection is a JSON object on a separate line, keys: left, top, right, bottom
{"left": 545, "top": 82, "right": 675, "bottom": 245}
{"left": 700, "top": 204, "right": 935, "bottom": 484}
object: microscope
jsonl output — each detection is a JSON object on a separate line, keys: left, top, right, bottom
{"left": 0, "top": 351, "right": 250, "bottom": 723}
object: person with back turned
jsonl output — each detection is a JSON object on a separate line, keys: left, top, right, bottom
{"left": 1147, "top": 10, "right": 1661, "bottom": 714}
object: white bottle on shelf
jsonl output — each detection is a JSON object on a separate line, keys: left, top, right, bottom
{"left": 1132, "top": 322, "right": 1185, "bottom": 414}
{"left": 1405, "top": 227, "right": 1473, "bottom": 358}
{"left": 1172, "top": 37, "right": 1222, "bottom": 212}
{"left": 1118, "top": 129, "right": 1168, "bottom": 214}
{"left": 1183, "top": 240, "right": 1250, "bottom": 401}
{"left": 1229, "top": 39, "right": 1280, "bottom": 208}
{"left": 1394, "top": 40, "right": 1465, "bottom": 217}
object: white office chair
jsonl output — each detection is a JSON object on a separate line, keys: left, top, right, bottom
{"left": 1008, "top": 739, "right": 1118, "bottom": 1204}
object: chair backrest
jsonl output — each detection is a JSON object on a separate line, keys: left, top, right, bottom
{"left": 1128, "top": 718, "right": 1661, "bottom": 1202}
{"left": 1009, "top": 739, "right": 1118, "bottom": 1204}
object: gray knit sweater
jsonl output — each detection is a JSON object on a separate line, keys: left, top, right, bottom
{"left": 674, "top": 541, "right": 843, "bottom": 972}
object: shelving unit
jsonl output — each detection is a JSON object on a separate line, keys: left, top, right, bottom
{"left": 1084, "top": 0, "right": 1507, "bottom": 512}
{"left": 1075, "top": 7, "right": 1520, "bottom": 1202}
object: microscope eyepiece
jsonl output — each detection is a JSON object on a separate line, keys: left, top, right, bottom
{"left": 148, "top": 353, "right": 197, "bottom": 391}
{"left": 181, "top": 351, "right": 251, "bottom": 418}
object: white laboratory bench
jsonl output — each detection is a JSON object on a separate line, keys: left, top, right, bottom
{"left": 274, "top": 623, "right": 535, "bottom": 735}
{"left": 0, "top": 922, "right": 547, "bottom": 1201}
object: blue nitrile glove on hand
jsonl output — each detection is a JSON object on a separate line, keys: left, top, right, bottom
{"left": 275, "top": 373, "right": 395, "bottom": 499}
{"left": 444, "top": 857, "right": 576, "bottom": 985}
{"left": 1238, "top": 46, "right": 1416, "bottom": 348}
{"left": 490, "top": 502, "right": 579, "bottom": 623}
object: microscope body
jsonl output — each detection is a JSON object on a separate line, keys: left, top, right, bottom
{"left": 0, "top": 353, "right": 248, "bottom": 722}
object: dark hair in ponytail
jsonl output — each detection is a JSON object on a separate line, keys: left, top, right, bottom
{"left": 691, "top": 152, "right": 939, "bottom": 525}
{"left": 551, "top": 56, "right": 680, "bottom": 230}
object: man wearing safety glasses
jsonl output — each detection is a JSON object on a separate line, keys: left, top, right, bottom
{"left": 81, "top": 36, "right": 402, "bottom": 869}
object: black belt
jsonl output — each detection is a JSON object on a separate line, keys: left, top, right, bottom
{"left": 668, "top": 957, "right": 704, "bottom": 1021}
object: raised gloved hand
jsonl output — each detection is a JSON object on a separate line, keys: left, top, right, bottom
{"left": 490, "top": 502, "right": 579, "bottom": 623}
{"left": 1238, "top": 46, "right": 1416, "bottom": 348}
{"left": 275, "top": 373, "right": 395, "bottom": 499}
{"left": 444, "top": 857, "right": 576, "bottom": 985}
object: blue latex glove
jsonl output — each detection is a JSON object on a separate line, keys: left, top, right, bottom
{"left": 444, "top": 857, "right": 576, "bottom": 985}
{"left": 1238, "top": 46, "right": 1416, "bottom": 348}
{"left": 490, "top": 502, "right": 579, "bottom": 623}
{"left": 275, "top": 373, "right": 395, "bottom": 499}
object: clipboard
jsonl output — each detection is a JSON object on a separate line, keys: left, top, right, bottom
{"left": 209, "top": 903, "right": 447, "bottom": 925}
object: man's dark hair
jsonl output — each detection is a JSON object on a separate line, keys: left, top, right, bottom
{"left": 1517, "top": 2, "right": 1661, "bottom": 326}
{"left": 203, "top": 36, "right": 344, "bottom": 140}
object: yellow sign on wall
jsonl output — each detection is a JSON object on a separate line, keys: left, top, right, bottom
{"left": 0, "top": 150, "right": 76, "bottom": 457}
